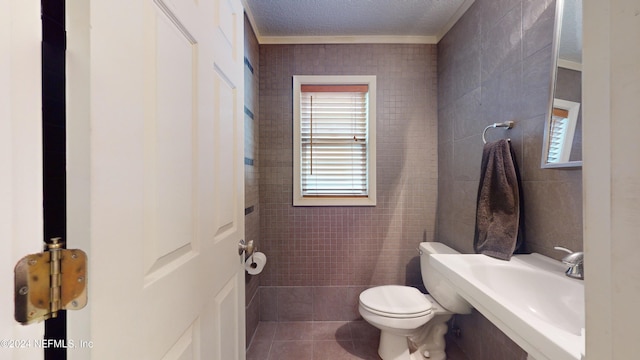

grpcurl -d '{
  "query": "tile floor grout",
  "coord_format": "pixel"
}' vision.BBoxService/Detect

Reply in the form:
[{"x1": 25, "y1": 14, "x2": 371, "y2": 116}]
[
  {"x1": 247, "y1": 320, "x2": 469, "y2": 360},
  {"x1": 247, "y1": 320, "x2": 381, "y2": 360}
]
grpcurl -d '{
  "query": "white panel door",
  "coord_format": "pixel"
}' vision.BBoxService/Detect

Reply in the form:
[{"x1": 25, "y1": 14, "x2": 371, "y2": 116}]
[
  {"x1": 0, "y1": 0, "x2": 44, "y2": 359},
  {"x1": 66, "y1": 0, "x2": 246, "y2": 358}
]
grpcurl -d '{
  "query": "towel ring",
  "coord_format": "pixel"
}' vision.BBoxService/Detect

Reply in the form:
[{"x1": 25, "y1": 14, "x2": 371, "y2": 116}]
[{"x1": 482, "y1": 121, "x2": 514, "y2": 144}]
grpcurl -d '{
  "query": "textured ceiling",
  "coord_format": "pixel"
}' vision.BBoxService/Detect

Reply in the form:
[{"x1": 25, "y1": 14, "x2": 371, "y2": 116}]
[
  {"x1": 559, "y1": 0, "x2": 582, "y2": 64},
  {"x1": 243, "y1": 0, "x2": 474, "y2": 43}
]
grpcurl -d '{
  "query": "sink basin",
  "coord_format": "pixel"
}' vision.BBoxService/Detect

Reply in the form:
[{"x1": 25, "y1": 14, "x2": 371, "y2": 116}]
[
  {"x1": 469, "y1": 263, "x2": 584, "y2": 335},
  {"x1": 431, "y1": 253, "x2": 585, "y2": 360}
]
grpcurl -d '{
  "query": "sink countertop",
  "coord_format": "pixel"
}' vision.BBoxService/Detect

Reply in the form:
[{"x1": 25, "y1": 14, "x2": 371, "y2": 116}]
[{"x1": 430, "y1": 253, "x2": 585, "y2": 360}]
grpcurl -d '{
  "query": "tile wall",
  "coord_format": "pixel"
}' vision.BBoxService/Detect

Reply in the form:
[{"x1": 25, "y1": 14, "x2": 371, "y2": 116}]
[
  {"x1": 244, "y1": 14, "x2": 260, "y2": 344},
  {"x1": 437, "y1": 0, "x2": 582, "y2": 259},
  {"x1": 258, "y1": 44, "x2": 439, "y2": 321},
  {"x1": 437, "y1": 0, "x2": 583, "y2": 357}
]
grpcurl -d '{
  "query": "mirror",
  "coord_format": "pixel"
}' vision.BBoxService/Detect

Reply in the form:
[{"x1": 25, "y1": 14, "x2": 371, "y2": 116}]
[{"x1": 542, "y1": 0, "x2": 583, "y2": 168}]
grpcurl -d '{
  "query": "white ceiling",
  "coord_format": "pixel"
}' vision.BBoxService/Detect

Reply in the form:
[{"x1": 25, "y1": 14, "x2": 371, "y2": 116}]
[
  {"x1": 242, "y1": 0, "x2": 476, "y2": 44},
  {"x1": 559, "y1": 0, "x2": 582, "y2": 65}
]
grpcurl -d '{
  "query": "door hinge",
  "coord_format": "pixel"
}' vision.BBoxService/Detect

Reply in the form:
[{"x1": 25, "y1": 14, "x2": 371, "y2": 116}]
[{"x1": 14, "y1": 238, "x2": 88, "y2": 325}]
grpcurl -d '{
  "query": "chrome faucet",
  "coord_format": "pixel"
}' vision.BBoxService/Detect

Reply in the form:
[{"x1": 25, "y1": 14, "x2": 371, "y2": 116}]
[{"x1": 554, "y1": 246, "x2": 584, "y2": 280}]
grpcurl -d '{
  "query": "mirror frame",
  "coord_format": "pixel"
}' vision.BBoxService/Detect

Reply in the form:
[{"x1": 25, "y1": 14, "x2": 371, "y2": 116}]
[{"x1": 541, "y1": 0, "x2": 583, "y2": 169}]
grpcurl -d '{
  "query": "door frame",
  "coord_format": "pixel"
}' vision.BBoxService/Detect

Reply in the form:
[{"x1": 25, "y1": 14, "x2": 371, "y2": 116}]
[{"x1": 41, "y1": 0, "x2": 68, "y2": 357}]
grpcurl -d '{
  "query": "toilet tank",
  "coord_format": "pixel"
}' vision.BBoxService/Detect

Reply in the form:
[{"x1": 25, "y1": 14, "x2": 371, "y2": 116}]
[{"x1": 419, "y1": 242, "x2": 472, "y2": 314}]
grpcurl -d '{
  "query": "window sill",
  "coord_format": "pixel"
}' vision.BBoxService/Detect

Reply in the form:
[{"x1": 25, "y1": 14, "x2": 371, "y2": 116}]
[{"x1": 293, "y1": 196, "x2": 376, "y2": 207}]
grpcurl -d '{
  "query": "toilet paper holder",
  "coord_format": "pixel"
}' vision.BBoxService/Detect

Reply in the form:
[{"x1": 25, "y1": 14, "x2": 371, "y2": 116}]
[
  {"x1": 245, "y1": 251, "x2": 266, "y2": 275},
  {"x1": 238, "y1": 239, "x2": 255, "y2": 256}
]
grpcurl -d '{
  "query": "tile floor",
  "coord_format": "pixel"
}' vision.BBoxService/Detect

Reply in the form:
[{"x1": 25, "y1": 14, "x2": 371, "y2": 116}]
[{"x1": 247, "y1": 321, "x2": 469, "y2": 360}]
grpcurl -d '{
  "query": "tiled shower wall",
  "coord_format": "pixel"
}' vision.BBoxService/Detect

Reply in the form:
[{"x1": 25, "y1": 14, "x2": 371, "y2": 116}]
[
  {"x1": 437, "y1": 0, "x2": 582, "y2": 358},
  {"x1": 244, "y1": 15, "x2": 260, "y2": 344},
  {"x1": 258, "y1": 44, "x2": 439, "y2": 321}
]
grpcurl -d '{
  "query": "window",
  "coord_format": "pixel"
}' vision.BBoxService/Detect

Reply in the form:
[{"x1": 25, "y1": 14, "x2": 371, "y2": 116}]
[
  {"x1": 293, "y1": 75, "x2": 376, "y2": 206},
  {"x1": 547, "y1": 99, "x2": 580, "y2": 163}
]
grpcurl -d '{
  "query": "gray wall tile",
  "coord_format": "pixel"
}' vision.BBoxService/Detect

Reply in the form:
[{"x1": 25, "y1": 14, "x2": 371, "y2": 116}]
[
  {"x1": 259, "y1": 44, "x2": 438, "y2": 289},
  {"x1": 438, "y1": 0, "x2": 583, "y2": 358}
]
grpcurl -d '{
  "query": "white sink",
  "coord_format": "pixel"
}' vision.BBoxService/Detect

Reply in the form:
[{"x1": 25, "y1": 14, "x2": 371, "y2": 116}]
[{"x1": 430, "y1": 253, "x2": 585, "y2": 360}]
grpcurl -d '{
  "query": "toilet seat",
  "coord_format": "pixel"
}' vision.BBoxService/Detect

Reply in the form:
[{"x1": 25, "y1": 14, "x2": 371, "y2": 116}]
[{"x1": 359, "y1": 285, "x2": 432, "y2": 319}]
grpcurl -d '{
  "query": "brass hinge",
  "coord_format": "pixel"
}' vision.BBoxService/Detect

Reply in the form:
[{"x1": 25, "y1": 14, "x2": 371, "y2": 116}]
[{"x1": 14, "y1": 238, "x2": 88, "y2": 325}]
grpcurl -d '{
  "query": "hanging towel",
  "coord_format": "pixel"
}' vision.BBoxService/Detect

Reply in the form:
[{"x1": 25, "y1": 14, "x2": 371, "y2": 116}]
[{"x1": 473, "y1": 139, "x2": 524, "y2": 260}]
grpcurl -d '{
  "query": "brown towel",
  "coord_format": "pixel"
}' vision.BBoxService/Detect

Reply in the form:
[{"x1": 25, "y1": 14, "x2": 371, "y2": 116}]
[{"x1": 473, "y1": 139, "x2": 524, "y2": 260}]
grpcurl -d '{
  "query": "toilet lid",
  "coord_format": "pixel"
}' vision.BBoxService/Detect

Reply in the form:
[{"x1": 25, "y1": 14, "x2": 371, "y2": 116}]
[{"x1": 359, "y1": 285, "x2": 432, "y2": 317}]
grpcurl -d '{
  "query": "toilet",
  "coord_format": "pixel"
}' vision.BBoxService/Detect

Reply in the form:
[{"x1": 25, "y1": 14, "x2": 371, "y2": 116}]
[{"x1": 358, "y1": 242, "x2": 472, "y2": 360}]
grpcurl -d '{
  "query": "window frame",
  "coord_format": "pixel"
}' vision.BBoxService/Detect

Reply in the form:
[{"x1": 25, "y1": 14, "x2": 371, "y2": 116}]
[
  {"x1": 546, "y1": 98, "x2": 580, "y2": 164},
  {"x1": 293, "y1": 75, "x2": 377, "y2": 206}
]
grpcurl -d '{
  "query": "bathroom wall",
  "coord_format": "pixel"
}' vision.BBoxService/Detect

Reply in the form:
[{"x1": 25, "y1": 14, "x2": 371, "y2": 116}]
[
  {"x1": 437, "y1": 0, "x2": 582, "y2": 358},
  {"x1": 437, "y1": 0, "x2": 582, "y2": 258},
  {"x1": 258, "y1": 44, "x2": 439, "y2": 321},
  {"x1": 244, "y1": 15, "x2": 260, "y2": 344}
]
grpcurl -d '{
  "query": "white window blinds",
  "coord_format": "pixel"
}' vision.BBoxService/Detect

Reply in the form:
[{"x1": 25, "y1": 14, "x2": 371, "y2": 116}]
[
  {"x1": 547, "y1": 116, "x2": 570, "y2": 163},
  {"x1": 300, "y1": 85, "x2": 368, "y2": 197},
  {"x1": 547, "y1": 107, "x2": 572, "y2": 163}
]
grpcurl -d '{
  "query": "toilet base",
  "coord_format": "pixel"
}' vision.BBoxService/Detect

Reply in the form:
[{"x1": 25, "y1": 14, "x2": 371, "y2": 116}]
[
  {"x1": 376, "y1": 312, "x2": 452, "y2": 360},
  {"x1": 378, "y1": 331, "x2": 411, "y2": 360},
  {"x1": 409, "y1": 313, "x2": 452, "y2": 360},
  {"x1": 419, "y1": 350, "x2": 446, "y2": 360}
]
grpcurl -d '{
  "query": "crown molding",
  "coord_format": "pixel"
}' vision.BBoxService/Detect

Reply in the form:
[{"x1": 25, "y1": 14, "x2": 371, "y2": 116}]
[
  {"x1": 436, "y1": 0, "x2": 475, "y2": 42},
  {"x1": 557, "y1": 59, "x2": 583, "y2": 72},
  {"x1": 258, "y1": 35, "x2": 437, "y2": 45}
]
